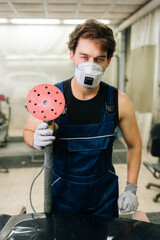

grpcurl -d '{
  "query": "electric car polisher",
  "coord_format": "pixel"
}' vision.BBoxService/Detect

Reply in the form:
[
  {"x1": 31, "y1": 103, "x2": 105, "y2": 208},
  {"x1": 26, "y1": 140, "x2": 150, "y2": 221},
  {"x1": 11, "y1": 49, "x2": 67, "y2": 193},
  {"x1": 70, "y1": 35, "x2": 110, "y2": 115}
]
[{"x1": 26, "y1": 83, "x2": 65, "y2": 213}]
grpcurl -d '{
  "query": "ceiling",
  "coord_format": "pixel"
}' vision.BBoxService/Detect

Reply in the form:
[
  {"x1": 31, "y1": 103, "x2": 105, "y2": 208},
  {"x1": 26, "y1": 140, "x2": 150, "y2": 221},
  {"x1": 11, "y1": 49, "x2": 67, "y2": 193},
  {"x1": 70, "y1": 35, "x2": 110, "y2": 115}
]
[{"x1": 0, "y1": 0, "x2": 154, "y2": 26}]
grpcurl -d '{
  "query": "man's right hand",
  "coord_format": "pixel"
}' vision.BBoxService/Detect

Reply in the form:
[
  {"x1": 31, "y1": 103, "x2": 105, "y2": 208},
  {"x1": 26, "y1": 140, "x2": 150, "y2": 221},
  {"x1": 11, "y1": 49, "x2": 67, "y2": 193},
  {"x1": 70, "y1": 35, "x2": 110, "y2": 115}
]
[{"x1": 33, "y1": 122, "x2": 55, "y2": 150}]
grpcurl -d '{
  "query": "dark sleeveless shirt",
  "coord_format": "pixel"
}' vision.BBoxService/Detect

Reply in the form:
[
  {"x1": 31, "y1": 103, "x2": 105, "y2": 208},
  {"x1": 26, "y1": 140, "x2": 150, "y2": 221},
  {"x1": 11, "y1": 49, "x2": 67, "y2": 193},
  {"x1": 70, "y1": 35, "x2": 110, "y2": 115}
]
[{"x1": 62, "y1": 78, "x2": 119, "y2": 127}]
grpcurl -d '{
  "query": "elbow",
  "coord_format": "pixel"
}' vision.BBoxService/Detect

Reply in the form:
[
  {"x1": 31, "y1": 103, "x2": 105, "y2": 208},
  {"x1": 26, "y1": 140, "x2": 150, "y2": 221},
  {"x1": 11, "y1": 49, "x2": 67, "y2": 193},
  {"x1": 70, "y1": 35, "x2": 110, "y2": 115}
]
[{"x1": 127, "y1": 136, "x2": 142, "y2": 155}]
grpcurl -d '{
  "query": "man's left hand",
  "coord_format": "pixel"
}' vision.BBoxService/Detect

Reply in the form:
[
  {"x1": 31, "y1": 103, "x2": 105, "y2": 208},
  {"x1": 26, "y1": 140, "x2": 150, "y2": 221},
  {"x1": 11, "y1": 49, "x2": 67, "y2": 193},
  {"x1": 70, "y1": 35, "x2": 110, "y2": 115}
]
[{"x1": 118, "y1": 182, "x2": 139, "y2": 213}]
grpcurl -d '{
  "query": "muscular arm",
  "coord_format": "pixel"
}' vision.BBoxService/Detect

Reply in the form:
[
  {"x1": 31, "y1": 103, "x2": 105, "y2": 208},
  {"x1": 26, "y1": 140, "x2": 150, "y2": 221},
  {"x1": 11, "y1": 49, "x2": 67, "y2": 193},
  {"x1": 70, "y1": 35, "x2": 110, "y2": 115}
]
[
  {"x1": 23, "y1": 114, "x2": 42, "y2": 148},
  {"x1": 118, "y1": 91, "x2": 142, "y2": 186}
]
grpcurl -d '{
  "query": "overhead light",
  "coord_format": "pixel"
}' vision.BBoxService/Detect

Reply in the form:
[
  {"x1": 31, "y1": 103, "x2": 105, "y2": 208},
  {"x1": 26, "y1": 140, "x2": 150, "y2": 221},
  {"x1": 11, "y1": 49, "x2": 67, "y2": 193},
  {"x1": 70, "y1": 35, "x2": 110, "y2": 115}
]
[
  {"x1": 63, "y1": 19, "x2": 86, "y2": 25},
  {"x1": 98, "y1": 19, "x2": 110, "y2": 24},
  {"x1": 63, "y1": 19, "x2": 110, "y2": 25},
  {"x1": 0, "y1": 18, "x2": 110, "y2": 25},
  {"x1": 10, "y1": 19, "x2": 61, "y2": 25},
  {"x1": 0, "y1": 18, "x2": 8, "y2": 24}
]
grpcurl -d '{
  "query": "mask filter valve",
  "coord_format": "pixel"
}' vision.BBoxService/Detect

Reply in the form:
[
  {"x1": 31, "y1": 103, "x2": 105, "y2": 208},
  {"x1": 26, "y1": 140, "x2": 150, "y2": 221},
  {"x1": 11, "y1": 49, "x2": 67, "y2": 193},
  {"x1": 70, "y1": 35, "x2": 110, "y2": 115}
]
[{"x1": 75, "y1": 62, "x2": 104, "y2": 88}]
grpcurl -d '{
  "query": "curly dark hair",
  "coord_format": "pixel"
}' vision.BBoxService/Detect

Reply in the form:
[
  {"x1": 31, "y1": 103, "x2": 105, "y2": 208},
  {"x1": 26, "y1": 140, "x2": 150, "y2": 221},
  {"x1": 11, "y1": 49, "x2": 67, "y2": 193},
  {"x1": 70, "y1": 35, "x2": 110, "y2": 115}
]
[{"x1": 67, "y1": 19, "x2": 116, "y2": 59}]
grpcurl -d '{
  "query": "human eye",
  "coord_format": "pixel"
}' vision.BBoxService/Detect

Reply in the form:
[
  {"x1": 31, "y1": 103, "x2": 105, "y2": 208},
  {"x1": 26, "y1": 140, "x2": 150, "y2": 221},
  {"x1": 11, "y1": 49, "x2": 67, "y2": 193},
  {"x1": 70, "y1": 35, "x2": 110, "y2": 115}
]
[
  {"x1": 81, "y1": 56, "x2": 88, "y2": 60},
  {"x1": 96, "y1": 57, "x2": 105, "y2": 63}
]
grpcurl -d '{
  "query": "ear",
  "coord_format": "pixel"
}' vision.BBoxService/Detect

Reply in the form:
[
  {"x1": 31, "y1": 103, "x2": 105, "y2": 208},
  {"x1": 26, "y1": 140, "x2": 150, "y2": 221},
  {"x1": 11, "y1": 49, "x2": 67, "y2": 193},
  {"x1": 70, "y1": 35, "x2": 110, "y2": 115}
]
[
  {"x1": 70, "y1": 51, "x2": 74, "y2": 64},
  {"x1": 106, "y1": 58, "x2": 111, "y2": 67}
]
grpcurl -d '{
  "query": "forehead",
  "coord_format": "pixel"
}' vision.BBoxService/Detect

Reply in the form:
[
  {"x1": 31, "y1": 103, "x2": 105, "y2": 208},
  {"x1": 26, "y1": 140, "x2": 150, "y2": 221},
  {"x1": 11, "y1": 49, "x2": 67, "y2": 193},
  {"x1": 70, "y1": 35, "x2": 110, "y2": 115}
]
[{"x1": 75, "y1": 38, "x2": 107, "y2": 55}]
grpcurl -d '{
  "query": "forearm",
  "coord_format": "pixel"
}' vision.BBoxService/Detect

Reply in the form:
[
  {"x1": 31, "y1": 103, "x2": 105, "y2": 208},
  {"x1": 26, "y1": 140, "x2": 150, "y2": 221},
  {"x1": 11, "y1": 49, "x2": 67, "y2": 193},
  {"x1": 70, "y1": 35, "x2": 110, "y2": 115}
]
[
  {"x1": 127, "y1": 146, "x2": 141, "y2": 186},
  {"x1": 23, "y1": 114, "x2": 42, "y2": 148},
  {"x1": 23, "y1": 128, "x2": 35, "y2": 148}
]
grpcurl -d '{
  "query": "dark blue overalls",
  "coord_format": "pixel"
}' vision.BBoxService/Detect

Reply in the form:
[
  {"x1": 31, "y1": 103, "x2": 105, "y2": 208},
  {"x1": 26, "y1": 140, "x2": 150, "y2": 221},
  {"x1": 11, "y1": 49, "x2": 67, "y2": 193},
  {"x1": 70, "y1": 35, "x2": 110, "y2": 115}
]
[{"x1": 51, "y1": 81, "x2": 119, "y2": 218}]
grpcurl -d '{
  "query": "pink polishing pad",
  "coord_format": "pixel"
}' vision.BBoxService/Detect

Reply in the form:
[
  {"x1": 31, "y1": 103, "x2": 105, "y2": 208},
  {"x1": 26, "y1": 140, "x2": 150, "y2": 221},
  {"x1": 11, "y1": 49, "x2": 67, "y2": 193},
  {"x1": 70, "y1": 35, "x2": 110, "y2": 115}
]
[{"x1": 26, "y1": 84, "x2": 65, "y2": 121}]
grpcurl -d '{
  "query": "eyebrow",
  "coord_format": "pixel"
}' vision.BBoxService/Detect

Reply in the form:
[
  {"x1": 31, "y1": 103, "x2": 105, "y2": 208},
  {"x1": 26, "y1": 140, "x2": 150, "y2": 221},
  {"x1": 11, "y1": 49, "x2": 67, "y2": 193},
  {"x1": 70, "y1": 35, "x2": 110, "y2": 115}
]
[{"x1": 79, "y1": 52, "x2": 107, "y2": 58}]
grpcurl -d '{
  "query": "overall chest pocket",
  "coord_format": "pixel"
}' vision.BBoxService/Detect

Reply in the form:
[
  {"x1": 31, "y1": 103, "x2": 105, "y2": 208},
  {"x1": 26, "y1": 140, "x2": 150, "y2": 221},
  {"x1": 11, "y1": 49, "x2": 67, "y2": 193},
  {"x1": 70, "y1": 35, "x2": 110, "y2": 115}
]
[
  {"x1": 59, "y1": 121, "x2": 115, "y2": 152},
  {"x1": 67, "y1": 136, "x2": 110, "y2": 152}
]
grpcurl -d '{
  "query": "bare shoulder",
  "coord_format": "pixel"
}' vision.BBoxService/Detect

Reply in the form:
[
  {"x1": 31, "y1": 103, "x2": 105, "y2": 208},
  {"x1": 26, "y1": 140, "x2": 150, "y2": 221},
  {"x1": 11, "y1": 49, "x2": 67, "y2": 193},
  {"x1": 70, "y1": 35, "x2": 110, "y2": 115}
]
[
  {"x1": 118, "y1": 90, "x2": 132, "y2": 105},
  {"x1": 118, "y1": 90, "x2": 135, "y2": 121}
]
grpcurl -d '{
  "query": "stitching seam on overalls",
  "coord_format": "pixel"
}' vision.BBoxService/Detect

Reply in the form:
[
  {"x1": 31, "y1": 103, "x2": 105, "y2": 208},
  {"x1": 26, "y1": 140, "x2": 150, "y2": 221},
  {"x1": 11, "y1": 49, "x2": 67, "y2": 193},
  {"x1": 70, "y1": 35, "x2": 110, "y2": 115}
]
[
  {"x1": 59, "y1": 133, "x2": 115, "y2": 141},
  {"x1": 51, "y1": 177, "x2": 61, "y2": 186},
  {"x1": 108, "y1": 170, "x2": 117, "y2": 176}
]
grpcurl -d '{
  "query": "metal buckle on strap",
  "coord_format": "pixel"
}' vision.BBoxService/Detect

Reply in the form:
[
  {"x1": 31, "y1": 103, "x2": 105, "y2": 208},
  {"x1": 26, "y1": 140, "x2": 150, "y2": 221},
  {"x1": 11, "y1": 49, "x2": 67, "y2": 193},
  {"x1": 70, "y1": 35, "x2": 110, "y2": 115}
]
[
  {"x1": 61, "y1": 104, "x2": 68, "y2": 115},
  {"x1": 105, "y1": 104, "x2": 115, "y2": 114}
]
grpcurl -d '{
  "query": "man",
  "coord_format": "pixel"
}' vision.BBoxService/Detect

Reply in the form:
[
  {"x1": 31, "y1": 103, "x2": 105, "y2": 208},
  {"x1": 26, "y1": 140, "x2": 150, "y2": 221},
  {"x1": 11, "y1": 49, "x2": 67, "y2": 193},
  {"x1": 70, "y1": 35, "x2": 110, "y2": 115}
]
[{"x1": 24, "y1": 19, "x2": 142, "y2": 218}]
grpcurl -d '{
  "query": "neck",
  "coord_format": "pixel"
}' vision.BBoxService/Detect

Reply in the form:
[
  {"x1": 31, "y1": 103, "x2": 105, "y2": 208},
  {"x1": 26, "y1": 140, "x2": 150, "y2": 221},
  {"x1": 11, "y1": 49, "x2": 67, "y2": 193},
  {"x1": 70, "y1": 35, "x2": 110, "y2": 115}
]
[{"x1": 71, "y1": 77, "x2": 100, "y2": 101}]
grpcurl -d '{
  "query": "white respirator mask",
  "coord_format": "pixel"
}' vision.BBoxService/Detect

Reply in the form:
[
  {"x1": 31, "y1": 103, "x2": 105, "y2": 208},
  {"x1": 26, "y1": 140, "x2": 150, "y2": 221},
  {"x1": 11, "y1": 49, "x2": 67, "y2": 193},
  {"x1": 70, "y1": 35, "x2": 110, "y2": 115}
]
[{"x1": 75, "y1": 62, "x2": 104, "y2": 88}]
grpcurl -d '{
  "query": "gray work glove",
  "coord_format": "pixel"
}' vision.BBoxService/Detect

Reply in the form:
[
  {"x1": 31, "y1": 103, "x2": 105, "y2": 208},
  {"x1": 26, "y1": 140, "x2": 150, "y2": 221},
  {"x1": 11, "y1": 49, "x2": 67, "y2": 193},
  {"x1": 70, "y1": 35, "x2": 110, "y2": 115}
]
[
  {"x1": 33, "y1": 122, "x2": 55, "y2": 150},
  {"x1": 118, "y1": 182, "x2": 139, "y2": 213}
]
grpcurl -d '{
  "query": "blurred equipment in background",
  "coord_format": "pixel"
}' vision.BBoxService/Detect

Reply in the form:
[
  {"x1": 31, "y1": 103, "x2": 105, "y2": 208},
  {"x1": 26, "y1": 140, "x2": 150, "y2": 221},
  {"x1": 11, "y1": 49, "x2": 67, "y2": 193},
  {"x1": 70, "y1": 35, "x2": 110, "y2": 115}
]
[
  {"x1": 143, "y1": 123, "x2": 160, "y2": 202},
  {"x1": 0, "y1": 94, "x2": 11, "y2": 146},
  {"x1": 0, "y1": 94, "x2": 11, "y2": 173}
]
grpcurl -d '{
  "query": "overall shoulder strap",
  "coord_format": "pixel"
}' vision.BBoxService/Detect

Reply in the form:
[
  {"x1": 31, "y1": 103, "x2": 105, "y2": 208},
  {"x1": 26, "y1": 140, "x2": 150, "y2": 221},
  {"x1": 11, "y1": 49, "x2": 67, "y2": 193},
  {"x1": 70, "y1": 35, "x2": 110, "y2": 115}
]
[
  {"x1": 100, "y1": 82, "x2": 115, "y2": 112},
  {"x1": 55, "y1": 81, "x2": 68, "y2": 116},
  {"x1": 55, "y1": 81, "x2": 64, "y2": 94},
  {"x1": 106, "y1": 84, "x2": 115, "y2": 113},
  {"x1": 100, "y1": 82, "x2": 118, "y2": 127}
]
